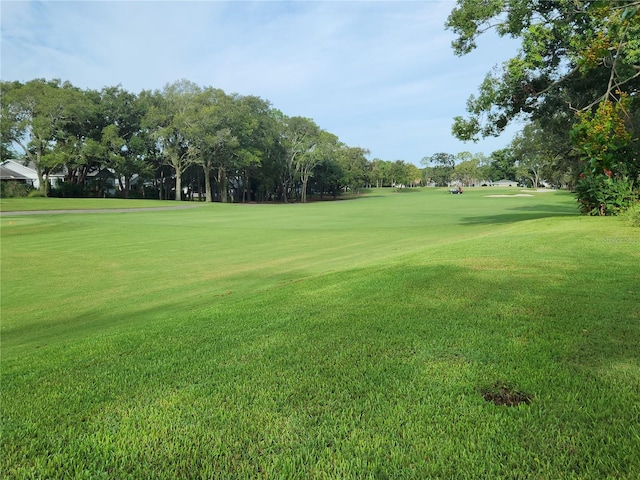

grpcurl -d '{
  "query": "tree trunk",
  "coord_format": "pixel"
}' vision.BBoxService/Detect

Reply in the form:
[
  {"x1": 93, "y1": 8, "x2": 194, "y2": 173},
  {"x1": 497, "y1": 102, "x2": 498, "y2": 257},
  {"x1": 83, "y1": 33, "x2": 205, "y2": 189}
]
[
  {"x1": 36, "y1": 156, "x2": 51, "y2": 196},
  {"x1": 218, "y1": 166, "x2": 228, "y2": 203},
  {"x1": 78, "y1": 167, "x2": 88, "y2": 186},
  {"x1": 42, "y1": 172, "x2": 50, "y2": 196},
  {"x1": 35, "y1": 161, "x2": 46, "y2": 194},
  {"x1": 17, "y1": 140, "x2": 47, "y2": 195},
  {"x1": 38, "y1": 171, "x2": 48, "y2": 195},
  {"x1": 243, "y1": 170, "x2": 250, "y2": 203},
  {"x1": 301, "y1": 177, "x2": 308, "y2": 203},
  {"x1": 175, "y1": 170, "x2": 182, "y2": 201},
  {"x1": 204, "y1": 167, "x2": 213, "y2": 202}
]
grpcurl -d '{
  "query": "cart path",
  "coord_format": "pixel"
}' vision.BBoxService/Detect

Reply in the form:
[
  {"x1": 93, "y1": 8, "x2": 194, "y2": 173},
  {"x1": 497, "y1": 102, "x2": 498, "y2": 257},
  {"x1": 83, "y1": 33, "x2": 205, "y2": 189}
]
[{"x1": 0, "y1": 203, "x2": 208, "y2": 216}]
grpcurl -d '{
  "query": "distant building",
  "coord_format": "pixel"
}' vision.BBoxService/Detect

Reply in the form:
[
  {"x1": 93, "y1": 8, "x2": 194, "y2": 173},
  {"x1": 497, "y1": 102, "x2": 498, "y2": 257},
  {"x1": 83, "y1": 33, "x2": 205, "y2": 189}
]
[
  {"x1": 0, "y1": 160, "x2": 65, "y2": 189},
  {"x1": 490, "y1": 179, "x2": 518, "y2": 187},
  {"x1": 1, "y1": 160, "x2": 38, "y2": 187},
  {"x1": 1, "y1": 163, "x2": 32, "y2": 185}
]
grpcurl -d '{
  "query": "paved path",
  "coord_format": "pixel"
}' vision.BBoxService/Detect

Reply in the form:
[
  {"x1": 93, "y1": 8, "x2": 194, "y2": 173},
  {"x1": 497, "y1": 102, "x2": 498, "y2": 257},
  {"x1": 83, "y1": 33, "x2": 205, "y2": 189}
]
[{"x1": 0, "y1": 204, "x2": 208, "y2": 216}]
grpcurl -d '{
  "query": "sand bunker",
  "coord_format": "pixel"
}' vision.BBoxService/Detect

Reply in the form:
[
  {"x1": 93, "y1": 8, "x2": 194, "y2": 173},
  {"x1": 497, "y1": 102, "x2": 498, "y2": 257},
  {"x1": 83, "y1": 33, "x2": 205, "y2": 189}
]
[{"x1": 485, "y1": 194, "x2": 534, "y2": 197}]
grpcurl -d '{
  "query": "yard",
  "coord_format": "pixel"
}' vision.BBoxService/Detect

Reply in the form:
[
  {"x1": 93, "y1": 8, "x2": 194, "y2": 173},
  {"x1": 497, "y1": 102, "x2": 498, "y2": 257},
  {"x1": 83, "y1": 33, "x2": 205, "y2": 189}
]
[{"x1": 2, "y1": 188, "x2": 639, "y2": 479}]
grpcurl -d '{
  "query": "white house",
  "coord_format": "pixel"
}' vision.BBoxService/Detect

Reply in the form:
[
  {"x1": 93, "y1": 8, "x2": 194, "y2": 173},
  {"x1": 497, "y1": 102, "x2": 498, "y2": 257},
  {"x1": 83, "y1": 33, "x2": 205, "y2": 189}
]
[
  {"x1": 1, "y1": 163, "x2": 32, "y2": 183},
  {"x1": 0, "y1": 160, "x2": 64, "y2": 189},
  {"x1": 1, "y1": 160, "x2": 39, "y2": 187},
  {"x1": 490, "y1": 179, "x2": 519, "y2": 187}
]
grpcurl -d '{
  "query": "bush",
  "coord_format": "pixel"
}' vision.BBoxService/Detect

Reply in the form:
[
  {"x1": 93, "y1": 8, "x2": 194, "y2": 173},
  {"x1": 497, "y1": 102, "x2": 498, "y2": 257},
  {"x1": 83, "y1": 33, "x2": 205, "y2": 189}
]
[
  {"x1": 622, "y1": 201, "x2": 640, "y2": 227},
  {"x1": 49, "y1": 182, "x2": 87, "y2": 198},
  {"x1": 0, "y1": 181, "x2": 31, "y2": 198},
  {"x1": 575, "y1": 174, "x2": 638, "y2": 216}
]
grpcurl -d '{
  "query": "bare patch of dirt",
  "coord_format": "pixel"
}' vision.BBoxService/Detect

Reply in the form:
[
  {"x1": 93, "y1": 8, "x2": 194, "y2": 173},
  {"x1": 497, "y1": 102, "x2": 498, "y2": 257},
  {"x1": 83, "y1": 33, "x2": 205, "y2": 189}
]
[{"x1": 481, "y1": 382, "x2": 533, "y2": 406}]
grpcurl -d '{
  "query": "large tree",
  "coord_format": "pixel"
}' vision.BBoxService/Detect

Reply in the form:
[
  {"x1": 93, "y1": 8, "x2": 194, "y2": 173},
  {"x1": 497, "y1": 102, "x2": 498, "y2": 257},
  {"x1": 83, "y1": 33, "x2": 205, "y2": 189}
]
[
  {"x1": 48, "y1": 86, "x2": 102, "y2": 193},
  {"x1": 512, "y1": 126, "x2": 548, "y2": 188},
  {"x1": 447, "y1": 0, "x2": 640, "y2": 212},
  {"x1": 510, "y1": 121, "x2": 574, "y2": 188},
  {"x1": 295, "y1": 124, "x2": 328, "y2": 203},
  {"x1": 447, "y1": 0, "x2": 640, "y2": 137},
  {"x1": 337, "y1": 146, "x2": 371, "y2": 193},
  {"x1": 311, "y1": 156, "x2": 344, "y2": 199},
  {"x1": 278, "y1": 116, "x2": 320, "y2": 202},
  {"x1": 370, "y1": 158, "x2": 391, "y2": 188},
  {"x1": 0, "y1": 79, "x2": 88, "y2": 195},
  {"x1": 99, "y1": 86, "x2": 149, "y2": 198},
  {"x1": 234, "y1": 95, "x2": 275, "y2": 203},
  {"x1": 143, "y1": 80, "x2": 201, "y2": 200},
  {"x1": 185, "y1": 87, "x2": 238, "y2": 202},
  {"x1": 487, "y1": 148, "x2": 517, "y2": 182},
  {"x1": 453, "y1": 152, "x2": 483, "y2": 186},
  {"x1": 422, "y1": 152, "x2": 455, "y2": 186}
]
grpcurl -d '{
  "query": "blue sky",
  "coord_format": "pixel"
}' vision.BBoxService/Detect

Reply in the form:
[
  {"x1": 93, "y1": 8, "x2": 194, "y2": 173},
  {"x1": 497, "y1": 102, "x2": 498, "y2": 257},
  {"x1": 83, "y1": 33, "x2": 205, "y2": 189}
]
[{"x1": 1, "y1": 0, "x2": 523, "y2": 165}]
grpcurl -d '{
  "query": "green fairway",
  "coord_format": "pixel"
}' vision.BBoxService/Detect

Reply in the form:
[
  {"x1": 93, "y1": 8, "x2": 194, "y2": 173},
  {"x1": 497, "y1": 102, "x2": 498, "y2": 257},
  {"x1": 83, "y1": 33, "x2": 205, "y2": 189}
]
[
  {"x1": 2, "y1": 188, "x2": 639, "y2": 479},
  {"x1": 0, "y1": 197, "x2": 182, "y2": 212}
]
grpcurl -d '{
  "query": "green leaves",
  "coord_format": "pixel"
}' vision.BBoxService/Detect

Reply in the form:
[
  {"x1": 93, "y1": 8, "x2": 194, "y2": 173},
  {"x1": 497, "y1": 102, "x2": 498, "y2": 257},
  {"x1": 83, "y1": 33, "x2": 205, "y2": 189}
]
[
  {"x1": 452, "y1": 115, "x2": 481, "y2": 142},
  {"x1": 446, "y1": 0, "x2": 506, "y2": 55},
  {"x1": 446, "y1": 0, "x2": 640, "y2": 140},
  {"x1": 447, "y1": 0, "x2": 639, "y2": 212},
  {"x1": 570, "y1": 97, "x2": 632, "y2": 173},
  {"x1": 575, "y1": 173, "x2": 637, "y2": 215}
]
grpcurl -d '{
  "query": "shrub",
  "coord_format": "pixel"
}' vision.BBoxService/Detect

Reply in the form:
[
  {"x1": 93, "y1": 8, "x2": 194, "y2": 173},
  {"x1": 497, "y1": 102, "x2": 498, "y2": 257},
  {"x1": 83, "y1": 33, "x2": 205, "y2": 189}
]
[
  {"x1": 0, "y1": 181, "x2": 31, "y2": 198},
  {"x1": 622, "y1": 201, "x2": 640, "y2": 227},
  {"x1": 49, "y1": 182, "x2": 87, "y2": 198},
  {"x1": 575, "y1": 174, "x2": 637, "y2": 216}
]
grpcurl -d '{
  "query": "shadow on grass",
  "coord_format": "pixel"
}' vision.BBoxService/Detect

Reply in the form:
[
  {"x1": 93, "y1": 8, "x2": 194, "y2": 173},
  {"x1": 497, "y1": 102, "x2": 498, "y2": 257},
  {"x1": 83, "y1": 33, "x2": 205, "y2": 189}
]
[
  {"x1": 289, "y1": 193, "x2": 386, "y2": 203},
  {"x1": 318, "y1": 194, "x2": 386, "y2": 201},
  {"x1": 459, "y1": 203, "x2": 579, "y2": 225},
  {"x1": 392, "y1": 188, "x2": 421, "y2": 193},
  {"x1": 3, "y1": 257, "x2": 639, "y2": 478}
]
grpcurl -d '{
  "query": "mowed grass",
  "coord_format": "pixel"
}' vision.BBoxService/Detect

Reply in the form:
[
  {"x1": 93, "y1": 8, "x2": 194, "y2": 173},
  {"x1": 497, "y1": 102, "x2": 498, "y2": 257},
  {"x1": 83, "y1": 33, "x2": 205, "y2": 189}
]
[
  {"x1": 0, "y1": 197, "x2": 180, "y2": 212},
  {"x1": 1, "y1": 188, "x2": 639, "y2": 479}
]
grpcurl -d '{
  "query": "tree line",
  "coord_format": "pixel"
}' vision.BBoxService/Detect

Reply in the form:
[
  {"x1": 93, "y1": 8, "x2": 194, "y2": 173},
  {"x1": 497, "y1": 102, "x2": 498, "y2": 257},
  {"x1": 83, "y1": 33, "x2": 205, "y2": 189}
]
[
  {"x1": 0, "y1": 77, "x2": 590, "y2": 203},
  {"x1": 3, "y1": 2, "x2": 639, "y2": 214},
  {"x1": 0, "y1": 78, "x2": 434, "y2": 202},
  {"x1": 422, "y1": 147, "x2": 560, "y2": 189}
]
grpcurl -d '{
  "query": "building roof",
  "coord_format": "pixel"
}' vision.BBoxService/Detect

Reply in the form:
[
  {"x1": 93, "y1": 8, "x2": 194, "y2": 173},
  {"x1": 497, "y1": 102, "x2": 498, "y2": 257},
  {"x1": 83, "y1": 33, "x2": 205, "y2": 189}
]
[
  {"x1": 0, "y1": 164, "x2": 30, "y2": 180},
  {"x1": 1, "y1": 160, "x2": 37, "y2": 177}
]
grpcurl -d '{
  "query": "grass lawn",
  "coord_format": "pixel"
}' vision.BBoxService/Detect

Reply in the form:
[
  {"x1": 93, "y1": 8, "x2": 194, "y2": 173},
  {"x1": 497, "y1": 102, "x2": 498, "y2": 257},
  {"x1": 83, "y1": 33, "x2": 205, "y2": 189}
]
[
  {"x1": 2, "y1": 188, "x2": 639, "y2": 478},
  {"x1": 0, "y1": 197, "x2": 181, "y2": 212}
]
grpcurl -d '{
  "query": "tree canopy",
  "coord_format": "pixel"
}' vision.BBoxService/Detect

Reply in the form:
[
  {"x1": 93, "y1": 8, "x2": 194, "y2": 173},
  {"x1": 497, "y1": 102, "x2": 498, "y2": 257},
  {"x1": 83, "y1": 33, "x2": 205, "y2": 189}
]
[
  {"x1": 1, "y1": 78, "x2": 428, "y2": 202},
  {"x1": 447, "y1": 0, "x2": 640, "y2": 213},
  {"x1": 447, "y1": 0, "x2": 640, "y2": 139}
]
